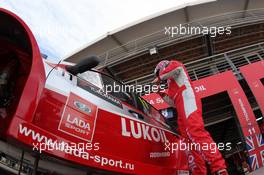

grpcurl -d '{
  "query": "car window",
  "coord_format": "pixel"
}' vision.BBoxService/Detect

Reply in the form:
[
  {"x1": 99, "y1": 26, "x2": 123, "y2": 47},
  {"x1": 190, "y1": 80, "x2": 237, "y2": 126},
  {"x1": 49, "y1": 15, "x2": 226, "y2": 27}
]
[
  {"x1": 77, "y1": 70, "x2": 170, "y2": 129},
  {"x1": 78, "y1": 71, "x2": 103, "y2": 89},
  {"x1": 78, "y1": 70, "x2": 134, "y2": 106},
  {"x1": 100, "y1": 73, "x2": 134, "y2": 106},
  {"x1": 136, "y1": 96, "x2": 170, "y2": 129}
]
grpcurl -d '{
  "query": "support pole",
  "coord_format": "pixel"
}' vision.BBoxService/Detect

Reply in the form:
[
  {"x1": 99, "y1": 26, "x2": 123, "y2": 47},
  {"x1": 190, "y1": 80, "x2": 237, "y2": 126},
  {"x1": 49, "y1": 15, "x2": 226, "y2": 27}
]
[
  {"x1": 18, "y1": 150, "x2": 24, "y2": 175},
  {"x1": 32, "y1": 154, "x2": 40, "y2": 175}
]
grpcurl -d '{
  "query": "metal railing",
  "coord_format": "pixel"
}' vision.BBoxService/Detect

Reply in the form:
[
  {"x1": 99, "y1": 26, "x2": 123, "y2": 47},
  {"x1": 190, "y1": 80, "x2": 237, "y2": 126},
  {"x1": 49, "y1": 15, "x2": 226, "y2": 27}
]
[
  {"x1": 125, "y1": 42, "x2": 264, "y2": 85},
  {"x1": 98, "y1": 9, "x2": 264, "y2": 68}
]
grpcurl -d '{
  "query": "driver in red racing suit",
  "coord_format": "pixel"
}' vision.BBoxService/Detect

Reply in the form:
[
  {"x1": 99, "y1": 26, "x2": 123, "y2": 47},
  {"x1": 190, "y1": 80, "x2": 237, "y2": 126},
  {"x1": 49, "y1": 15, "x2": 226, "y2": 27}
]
[{"x1": 152, "y1": 60, "x2": 228, "y2": 175}]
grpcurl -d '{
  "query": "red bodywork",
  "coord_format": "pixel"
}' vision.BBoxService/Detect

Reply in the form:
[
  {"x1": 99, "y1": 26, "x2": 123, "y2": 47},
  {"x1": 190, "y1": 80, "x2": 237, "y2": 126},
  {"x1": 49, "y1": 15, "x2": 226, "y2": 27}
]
[{"x1": 0, "y1": 8, "x2": 189, "y2": 175}]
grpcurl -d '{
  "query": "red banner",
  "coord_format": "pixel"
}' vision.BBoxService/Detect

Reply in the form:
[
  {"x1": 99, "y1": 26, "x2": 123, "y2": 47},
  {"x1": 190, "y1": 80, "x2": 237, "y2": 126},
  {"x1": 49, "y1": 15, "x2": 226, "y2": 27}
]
[{"x1": 240, "y1": 61, "x2": 264, "y2": 116}]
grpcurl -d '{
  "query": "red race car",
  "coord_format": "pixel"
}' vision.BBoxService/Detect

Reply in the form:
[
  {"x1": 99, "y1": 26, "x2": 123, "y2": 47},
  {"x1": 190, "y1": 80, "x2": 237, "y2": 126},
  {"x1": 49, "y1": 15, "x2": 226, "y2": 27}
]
[{"x1": 0, "y1": 8, "x2": 189, "y2": 175}]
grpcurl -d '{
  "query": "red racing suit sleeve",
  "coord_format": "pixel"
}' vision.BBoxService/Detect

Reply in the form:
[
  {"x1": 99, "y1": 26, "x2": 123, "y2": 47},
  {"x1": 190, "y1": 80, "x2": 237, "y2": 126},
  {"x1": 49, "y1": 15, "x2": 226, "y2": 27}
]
[
  {"x1": 158, "y1": 60, "x2": 183, "y2": 81},
  {"x1": 162, "y1": 95, "x2": 175, "y2": 106},
  {"x1": 158, "y1": 61, "x2": 184, "y2": 106}
]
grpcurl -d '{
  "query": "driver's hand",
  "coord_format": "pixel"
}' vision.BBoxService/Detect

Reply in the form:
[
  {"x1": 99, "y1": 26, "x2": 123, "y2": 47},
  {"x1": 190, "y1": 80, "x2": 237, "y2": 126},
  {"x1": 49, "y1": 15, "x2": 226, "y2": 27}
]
[
  {"x1": 152, "y1": 77, "x2": 160, "y2": 84},
  {"x1": 156, "y1": 85, "x2": 166, "y2": 97},
  {"x1": 157, "y1": 91, "x2": 167, "y2": 98}
]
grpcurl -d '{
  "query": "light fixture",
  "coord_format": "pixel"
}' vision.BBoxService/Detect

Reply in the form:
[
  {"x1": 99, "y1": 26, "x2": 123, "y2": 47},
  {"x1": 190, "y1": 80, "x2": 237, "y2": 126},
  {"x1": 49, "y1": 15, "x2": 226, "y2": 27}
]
[{"x1": 149, "y1": 47, "x2": 158, "y2": 55}]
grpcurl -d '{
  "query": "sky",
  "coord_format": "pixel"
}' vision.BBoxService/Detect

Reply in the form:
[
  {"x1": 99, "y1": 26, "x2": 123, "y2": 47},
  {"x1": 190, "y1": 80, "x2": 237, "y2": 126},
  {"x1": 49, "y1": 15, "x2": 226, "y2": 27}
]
[{"x1": 0, "y1": 0, "x2": 200, "y2": 61}]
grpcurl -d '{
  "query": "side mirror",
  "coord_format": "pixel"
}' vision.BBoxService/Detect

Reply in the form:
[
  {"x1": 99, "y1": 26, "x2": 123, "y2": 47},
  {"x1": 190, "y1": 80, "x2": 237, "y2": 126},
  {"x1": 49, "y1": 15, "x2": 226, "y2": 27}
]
[{"x1": 66, "y1": 55, "x2": 100, "y2": 75}]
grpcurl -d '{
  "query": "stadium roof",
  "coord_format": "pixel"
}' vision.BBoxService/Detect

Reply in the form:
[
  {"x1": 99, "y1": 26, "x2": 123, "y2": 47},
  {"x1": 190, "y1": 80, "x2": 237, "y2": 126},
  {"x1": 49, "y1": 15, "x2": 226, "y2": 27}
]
[{"x1": 64, "y1": 0, "x2": 264, "y2": 63}]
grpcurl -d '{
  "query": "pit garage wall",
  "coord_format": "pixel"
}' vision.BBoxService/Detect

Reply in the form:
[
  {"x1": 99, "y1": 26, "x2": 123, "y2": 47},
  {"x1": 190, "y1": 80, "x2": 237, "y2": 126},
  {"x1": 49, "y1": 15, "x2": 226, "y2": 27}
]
[{"x1": 142, "y1": 69, "x2": 264, "y2": 171}]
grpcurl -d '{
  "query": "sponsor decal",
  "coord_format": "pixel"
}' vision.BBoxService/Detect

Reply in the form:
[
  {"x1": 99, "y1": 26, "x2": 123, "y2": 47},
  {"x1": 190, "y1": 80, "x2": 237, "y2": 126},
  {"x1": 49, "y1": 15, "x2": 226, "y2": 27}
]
[
  {"x1": 194, "y1": 85, "x2": 206, "y2": 93},
  {"x1": 188, "y1": 154, "x2": 196, "y2": 172},
  {"x1": 177, "y1": 170, "x2": 190, "y2": 175},
  {"x1": 121, "y1": 117, "x2": 168, "y2": 143},
  {"x1": 237, "y1": 98, "x2": 257, "y2": 135},
  {"x1": 148, "y1": 97, "x2": 164, "y2": 106},
  {"x1": 58, "y1": 93, "x2": 98, "y2": 142},
  {"x1": 74, "y1": 100, "x2": 92, "y2": 114},
  {"x1": 19, "y1": 124, "x2": 90, "y2": 160},
  {"x1": 79, "y1": 80, "x2": 123, "y2": 109},
  {"x1": 18, "y1": 124, "x2": 135, "y2": 171},
  {"x1": 149, "y1": 151, "x2": 170, "y2": 158}
]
